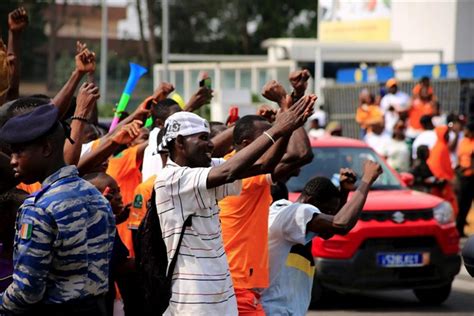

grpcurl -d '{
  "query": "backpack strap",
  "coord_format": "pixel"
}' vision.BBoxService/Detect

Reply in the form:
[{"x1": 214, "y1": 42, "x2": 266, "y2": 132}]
[{"x1": 166, "y1": 215, "x2": 192, "y2": 280}]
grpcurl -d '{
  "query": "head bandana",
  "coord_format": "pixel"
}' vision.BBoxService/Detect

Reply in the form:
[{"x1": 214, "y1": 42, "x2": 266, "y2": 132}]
[{"x1": 160, "y1": 112, "x2": 210, "y2": 150}]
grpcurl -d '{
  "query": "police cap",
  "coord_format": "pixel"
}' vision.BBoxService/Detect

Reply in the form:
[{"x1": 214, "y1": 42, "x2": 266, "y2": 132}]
[{"x1": 0, "y1": 104, "x2": 59, "y2": 144}]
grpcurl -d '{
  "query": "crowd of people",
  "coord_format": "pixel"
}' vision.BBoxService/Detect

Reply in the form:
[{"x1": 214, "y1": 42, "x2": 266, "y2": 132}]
[
  {"x1": 0, "y1": 7, "x2": 387, "y2": 316},
  {"x1": 349, "y1": 77, "x2": 473, "y2": 237},
  {"x1": 0, "y1": 6, "x2": 472, "y2": 316}
]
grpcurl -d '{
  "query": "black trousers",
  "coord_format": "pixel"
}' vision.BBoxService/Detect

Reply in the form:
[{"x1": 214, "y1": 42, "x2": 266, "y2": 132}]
[
  {"x1": 13, "y1": 295, "x2": 107, "y2": 316},
  {"x1": 456, "y1": 175, "x2": 474, "y2": 236}
]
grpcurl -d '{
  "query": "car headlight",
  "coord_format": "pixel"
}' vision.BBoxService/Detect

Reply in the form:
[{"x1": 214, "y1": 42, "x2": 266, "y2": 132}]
[{"x1": 433, "y1": 202, "x2": 454, "y2": 224}]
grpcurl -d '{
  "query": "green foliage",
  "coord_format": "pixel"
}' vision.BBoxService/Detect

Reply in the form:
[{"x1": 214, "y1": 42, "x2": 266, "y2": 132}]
[{"x1": 153, "y1": 0, "x2": 318, "y2": 55}]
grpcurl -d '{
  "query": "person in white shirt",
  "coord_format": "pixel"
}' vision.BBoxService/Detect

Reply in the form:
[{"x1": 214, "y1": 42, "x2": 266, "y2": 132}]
[
  {"x1": 381, "y1": 120, "x2": 411, "y2": 173},
  {"x1": 262, "y1": 161, "x2": 383, "y2": 316},
  {"x1": 380, "y1": 78, "x2": 410, "y2": 133},
  {"x1": 412, "y1": 115, "x2": 437, "y2": 159},
  {"x1": 154, "y1": 96, "x2": 315, "y2": 315},
  {"x1": 363, "y1": 118, "x2": 391, "y2": 156},
  {"x1": 142, "y1": 98, "x2": 181, "y2": 180}
]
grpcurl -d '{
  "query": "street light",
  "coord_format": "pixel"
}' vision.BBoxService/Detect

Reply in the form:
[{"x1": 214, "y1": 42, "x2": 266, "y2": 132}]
[{"x1": 162, "y1": 0, "x2": 169, "y2": 81}]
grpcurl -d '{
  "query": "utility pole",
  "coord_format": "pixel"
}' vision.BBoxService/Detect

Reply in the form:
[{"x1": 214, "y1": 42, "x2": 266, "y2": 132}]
[{"x1": 100, "y1": 0, "x2": 108, "y2": 105}]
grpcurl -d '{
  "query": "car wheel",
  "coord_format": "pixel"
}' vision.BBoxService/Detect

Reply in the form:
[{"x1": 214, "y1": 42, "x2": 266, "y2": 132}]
[
  {"x1": 310, "y1": 279, "x2": 328, "y2": 306},
  {"x1": 413, "y1": 283, "x2": 452, "y2": 305}
]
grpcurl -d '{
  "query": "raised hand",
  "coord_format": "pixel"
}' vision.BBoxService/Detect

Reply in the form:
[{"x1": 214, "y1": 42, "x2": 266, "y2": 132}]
[
  {"x1": 262, "y1": 80, "x2": 287, "y2": 106},
  {"x1": 75, "y1": 48, "x2": 96, "y2": 74},
  {"x1": 0, "y1": 40, "x2": 10, "y2": 98},
  {"x1": 186, "y1": 86, "x2": 213, "y2": 112},
  {"x1": 289, "y1": 69, "x2": 310, "y2": 97},
  {"x1": 361, "y1": 160, "x2": 383, "y2": 184},
  {"x1": 76, "y1": 41, "x2": 87, "y2": 54},
  {"x1": 152, "y1": 82, "x2": 175, "y2": 102},
  {"x1": 8, "y1": 7, "x2": 28, "y2": 33},
  {"x1": 339, "y1": 168, "x2": 357, "y2": 191},
  {"x1": 112, "y1": 120, "x2": 143, "y2": 145},
  {"x1": 75, "y1": 82, "x2": 100, "y2": 119},
  {"x1": 257, "y1": 104, "x2": 277, "y2": 123},
  {"x1": 273, "y1": 94, "x2": 317, "y2": 136}
]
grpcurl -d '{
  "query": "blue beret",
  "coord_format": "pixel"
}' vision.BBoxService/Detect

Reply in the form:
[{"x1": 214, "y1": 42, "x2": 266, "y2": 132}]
[{"x1": 0, "y1": 104, "x2": 59, "y2": 144}]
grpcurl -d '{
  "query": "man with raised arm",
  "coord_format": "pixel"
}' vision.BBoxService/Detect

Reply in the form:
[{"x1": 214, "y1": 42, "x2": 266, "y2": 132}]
[
  {"x1": 262, "y1": 161, "x2": 383, "y2": 315},
  {"x1": 155, "y1": 95, "x2": 315, "y2": 315}
]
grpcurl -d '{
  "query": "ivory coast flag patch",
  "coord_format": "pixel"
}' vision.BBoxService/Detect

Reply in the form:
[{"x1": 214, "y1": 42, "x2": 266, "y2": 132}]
[{"x1": 20, "y1": 222, "x2": 33, "y2": 240}]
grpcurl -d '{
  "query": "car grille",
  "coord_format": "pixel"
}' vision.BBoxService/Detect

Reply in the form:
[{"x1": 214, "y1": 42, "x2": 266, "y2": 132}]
[
  {"x1": 360, "y1": 237, "x2": 438, "y2": 250},
  {"x1": 360, "y1": 209, "x2": 433, "y2": 222}
]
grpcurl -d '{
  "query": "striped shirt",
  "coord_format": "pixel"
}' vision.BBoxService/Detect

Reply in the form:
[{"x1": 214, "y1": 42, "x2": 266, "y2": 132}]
[
  {"x1": 0, "y1": 166, "x2": 116, "y2": 314},
  {"x1": 155, "y1": 159, "x2": 241, "y2": 316}
]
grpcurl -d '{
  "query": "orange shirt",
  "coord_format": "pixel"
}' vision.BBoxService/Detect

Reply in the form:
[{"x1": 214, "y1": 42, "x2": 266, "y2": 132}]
[
  {"x1": 107, "y1": 145, "x2": 142, "y2": 257},
  {"x1": 17, "y1": 182, "x2": 41, "y2": 194},
  {"x1": 408, "y1": 99, "x2": 433, "y2": 130},
  {"x1": 457, "y1": 137, "x2": 474, "y2": 177},
  {"x1": 128, "y1": 175, "x2": 156, "y2": 230},
  {"x1": 356, "y1": 105, "x2": 383, "y2": 129},
  {"x1": 218, "y1": 151, "x2": 273, "y2": 289},
  {"x1": 427, "y1": 126, "x2": 454, "y2": 181}
]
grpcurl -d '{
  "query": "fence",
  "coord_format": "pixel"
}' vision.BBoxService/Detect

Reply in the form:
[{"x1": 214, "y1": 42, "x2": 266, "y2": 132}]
[{"x1": 323, "y1": 79, "x2": 474, "y2": 139}]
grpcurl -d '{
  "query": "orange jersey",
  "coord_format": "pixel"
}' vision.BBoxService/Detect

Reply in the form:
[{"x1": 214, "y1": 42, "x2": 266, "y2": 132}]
[
  {"x1": 17, "y1": 182, "x2": 41, "y2": 194},
  {"x1": 107, "y1": 145, "x2": 142, "y2": 257},
  {"x1": 356, "y1": 105, "x2": 383, "y2": 129},
  {"x1": 457, "y1": 137, "x2": 474, "y2": 177},
  {"x1": 218, "y1": 151, "x2": 273, "y2": 289},
  {"x1": 129, "y1": 175, "x2": 156, "y2": 230},
  {"x1": 408, "y1": 99, "x2": 434, "y2": 130}
]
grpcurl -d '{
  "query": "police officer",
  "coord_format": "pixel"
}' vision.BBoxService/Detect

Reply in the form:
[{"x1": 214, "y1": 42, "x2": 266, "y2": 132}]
[{"x1": 0, "y1": 104, "x2": 115, "y2": 315}]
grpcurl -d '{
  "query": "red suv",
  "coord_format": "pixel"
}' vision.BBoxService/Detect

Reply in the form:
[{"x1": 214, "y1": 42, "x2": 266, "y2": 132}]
[{"x1": 287, "y1": 136, "x2": 461, "y2": 304}]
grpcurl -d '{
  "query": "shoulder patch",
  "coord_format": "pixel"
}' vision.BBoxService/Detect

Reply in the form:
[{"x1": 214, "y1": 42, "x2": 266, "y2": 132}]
[
  {"x1": 20, "y1": 220, "x2": 33, "y2": 240},
  {"x1": 133, "y1": 194, "x2": 143, "y2": 209}
]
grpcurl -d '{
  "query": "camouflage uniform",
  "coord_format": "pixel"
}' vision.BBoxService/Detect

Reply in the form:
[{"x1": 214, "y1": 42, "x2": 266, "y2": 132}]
[{"x1": 0, "y1": 165, "x2": 115, "y2": 314}]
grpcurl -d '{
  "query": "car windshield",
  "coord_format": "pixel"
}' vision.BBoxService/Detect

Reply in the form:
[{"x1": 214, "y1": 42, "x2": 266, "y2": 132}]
[{"x1": 287, "y1": 147, "x2": 403, "y2": 192}]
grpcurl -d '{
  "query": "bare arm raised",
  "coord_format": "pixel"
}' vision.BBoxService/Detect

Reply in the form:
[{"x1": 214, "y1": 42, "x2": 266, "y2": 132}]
[
  {"x1": 306, "y1": 160, "x2": 383, "y2": 236},
  {"x1": 206, "y1": 95, "x2": 315, "y2": 189}
]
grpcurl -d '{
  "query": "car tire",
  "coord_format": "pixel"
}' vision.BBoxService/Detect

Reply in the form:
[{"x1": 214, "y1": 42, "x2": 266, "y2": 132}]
[
  {"x1": 310, "y1": 279, "x2": 329, "y2": 307},
  {"x1": 413, "y1": 283, "x2": 452, "y2": 305}
]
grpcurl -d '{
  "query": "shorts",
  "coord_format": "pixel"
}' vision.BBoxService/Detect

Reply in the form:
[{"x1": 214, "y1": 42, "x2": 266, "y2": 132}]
[{"x1": 235, "y1": 288, "x2": 265, "y2": 316}]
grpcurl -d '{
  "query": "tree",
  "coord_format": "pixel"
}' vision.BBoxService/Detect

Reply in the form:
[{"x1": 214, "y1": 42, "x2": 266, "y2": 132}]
[
  {"x1": 148, "y1": 0, "x2": 318, "y2": 55},
  {"x1": 46, "y1": 0, "x2": 68, "y2": 91},
  {"x1": 135, "y1": 0, "x2": 150, "y2": 68}
]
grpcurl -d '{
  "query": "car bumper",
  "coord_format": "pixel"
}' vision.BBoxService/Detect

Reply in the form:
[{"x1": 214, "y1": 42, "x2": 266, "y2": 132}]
[{"x1": 315, "y1": 247, "x2": 461, "y2": 291}]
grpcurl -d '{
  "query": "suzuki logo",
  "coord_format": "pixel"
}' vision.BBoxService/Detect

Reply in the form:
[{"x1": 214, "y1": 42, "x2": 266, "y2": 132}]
[{"x1": 392, "y1": 211, "x2": 405, "y2": 224}]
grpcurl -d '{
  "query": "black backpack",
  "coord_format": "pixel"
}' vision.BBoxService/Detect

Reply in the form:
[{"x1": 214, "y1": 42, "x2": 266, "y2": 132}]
[{"x1": 135, "y1": 190, "x2": 192, "y2": 315}]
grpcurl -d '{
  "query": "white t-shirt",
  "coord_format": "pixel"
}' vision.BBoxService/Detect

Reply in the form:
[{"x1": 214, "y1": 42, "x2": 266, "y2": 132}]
[
  {"x1": 380, "y1": 91, "x2": 410, "y2": 132},
  {"x1": 142, "y1": 127, "x2": 163, "y2": 181},
  {"x1": 308, "y1": 128, "x2": 326, "y2": 139},
  {"x1": 364, "y1": 131, "x2": 392, "y2": 156},
  {"x1": 155, "y1": 158, "x2": 242, "y2": 316},
  {"x1": 381, "y1": 138, "x2": 410, "y2": 172},
  {"x1": 80, "y1": 140, "x2": 95, "y2": 157},
  {"x1": 309, "y1": 109, "x2": 327, "y2": 127},
  {"x1": 412, "y1": 130, "x2": 437, "y2": 159},
  {"x1": 261, "y1": 199, "x2": 320, "y2": 316}
]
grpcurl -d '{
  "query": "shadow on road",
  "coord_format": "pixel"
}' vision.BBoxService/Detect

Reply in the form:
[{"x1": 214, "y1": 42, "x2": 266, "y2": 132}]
[{"x1": 310, "y1": 289, "x2": 474, "y2": 313}]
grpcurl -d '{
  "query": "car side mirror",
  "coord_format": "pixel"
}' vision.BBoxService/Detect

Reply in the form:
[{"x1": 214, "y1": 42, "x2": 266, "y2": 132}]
[{"x1": 399, "y1": 172, "x2": 414, "y2": 187}]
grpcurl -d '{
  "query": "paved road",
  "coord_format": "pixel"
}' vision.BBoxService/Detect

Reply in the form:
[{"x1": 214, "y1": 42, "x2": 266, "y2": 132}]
[{"x1": 307, "y1": 257, "x2": 474, "y2": 316}]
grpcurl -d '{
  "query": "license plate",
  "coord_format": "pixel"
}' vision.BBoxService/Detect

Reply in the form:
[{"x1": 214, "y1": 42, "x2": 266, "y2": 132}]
[{"x1": 377, "y1": 252, "x2": 430, "y2": 268}]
